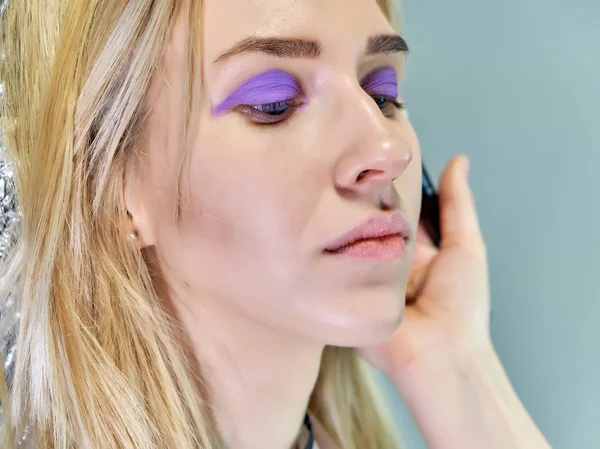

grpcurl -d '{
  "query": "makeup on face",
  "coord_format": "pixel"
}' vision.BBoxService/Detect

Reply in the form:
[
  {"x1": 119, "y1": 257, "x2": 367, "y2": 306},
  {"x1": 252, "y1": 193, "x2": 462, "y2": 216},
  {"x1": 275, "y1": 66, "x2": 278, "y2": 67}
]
[
  {"x1": 212, "y1": 69, "x2": 303, "y2": 116},
  {"x1": 212, "y1": 65, "x2": 402, "y2": 120},
  {"x1": 323, "y1": 212, "x2": 412, "y2": 261},
  {"x1": 359, "y1": 65, "x2": 398, "y2": 99}
]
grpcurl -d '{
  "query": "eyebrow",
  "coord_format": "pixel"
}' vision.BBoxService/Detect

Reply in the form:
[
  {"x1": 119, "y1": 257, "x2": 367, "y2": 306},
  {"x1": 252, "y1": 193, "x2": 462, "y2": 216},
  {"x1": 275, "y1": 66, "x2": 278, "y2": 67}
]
[
  {"x1": 366, "y1": 34, "x2": 409, "y2": 55},
  {"x1": 214, "y1": 34, "x2": 409, "y2": 63}
]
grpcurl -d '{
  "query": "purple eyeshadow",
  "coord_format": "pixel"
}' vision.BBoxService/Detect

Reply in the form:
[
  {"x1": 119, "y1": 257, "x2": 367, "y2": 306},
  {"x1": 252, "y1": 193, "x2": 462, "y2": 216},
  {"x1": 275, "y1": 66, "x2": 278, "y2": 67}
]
[
  {"x1": 213, "y1": 69, "x2": 302, "y2": 116},
  {"x1": 360, "y1": 66, "x2": 398, "y2": 98}
]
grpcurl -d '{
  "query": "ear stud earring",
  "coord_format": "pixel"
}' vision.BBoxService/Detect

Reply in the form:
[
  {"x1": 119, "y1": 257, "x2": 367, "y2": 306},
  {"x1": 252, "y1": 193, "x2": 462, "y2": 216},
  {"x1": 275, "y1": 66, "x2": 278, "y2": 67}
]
[{"x1": 125, "y1": 210, "x2": 137, "y2": 241}]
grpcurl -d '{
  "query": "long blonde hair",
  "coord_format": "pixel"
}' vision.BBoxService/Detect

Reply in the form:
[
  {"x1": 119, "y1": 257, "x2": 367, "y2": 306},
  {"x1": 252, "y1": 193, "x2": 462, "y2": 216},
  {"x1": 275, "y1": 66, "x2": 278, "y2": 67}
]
[{"x1": 0, "y1": 0, "x2": 402, "y2": 447}]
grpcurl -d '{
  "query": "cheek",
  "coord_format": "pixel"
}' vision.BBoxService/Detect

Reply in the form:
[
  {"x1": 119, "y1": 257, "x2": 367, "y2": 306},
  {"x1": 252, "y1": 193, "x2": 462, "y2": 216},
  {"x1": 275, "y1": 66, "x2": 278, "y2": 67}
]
[
  {"x1": 172, "y1": 131, "x2": 327, "y2": 284},
  {"x1": 394, "y1": 122, "x2": 422, "y2": 228},
  {"x1": 155, "y1": 129, "x2": 335, "y2": 332}
]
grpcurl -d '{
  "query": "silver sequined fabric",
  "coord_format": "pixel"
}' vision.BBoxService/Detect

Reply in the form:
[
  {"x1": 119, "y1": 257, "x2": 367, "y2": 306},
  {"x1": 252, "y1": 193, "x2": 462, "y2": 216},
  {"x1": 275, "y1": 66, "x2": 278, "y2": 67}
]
[
  {"x1": 0, "y1": 69, "x2": 22, "y2": 392},
  {"x1": 0, "y1": 0, "x2": 28, "y2": 438},
  {"x1": 0, "y1": 124, "x2": 28, "y2": 449}
]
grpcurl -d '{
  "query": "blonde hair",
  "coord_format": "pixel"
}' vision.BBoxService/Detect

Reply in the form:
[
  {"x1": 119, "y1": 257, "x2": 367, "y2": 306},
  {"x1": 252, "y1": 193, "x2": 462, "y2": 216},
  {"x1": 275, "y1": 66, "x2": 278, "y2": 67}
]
[{"x1": 0, "y1": 0, "x2": 402, "y2": 447}]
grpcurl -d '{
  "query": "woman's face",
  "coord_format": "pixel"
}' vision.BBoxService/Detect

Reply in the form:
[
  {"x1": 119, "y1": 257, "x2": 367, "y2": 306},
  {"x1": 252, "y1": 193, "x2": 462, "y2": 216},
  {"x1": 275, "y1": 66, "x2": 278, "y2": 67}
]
[{"x1": 132, "y1": 0, "x2": 422, "y2": 346}]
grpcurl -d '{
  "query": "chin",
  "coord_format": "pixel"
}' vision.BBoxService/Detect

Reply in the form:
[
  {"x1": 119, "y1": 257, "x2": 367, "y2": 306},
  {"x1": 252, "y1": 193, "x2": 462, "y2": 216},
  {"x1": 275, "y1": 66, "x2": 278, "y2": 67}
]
[{"x1": 316, "y1": 287, "x2": 407, "y2": 348}]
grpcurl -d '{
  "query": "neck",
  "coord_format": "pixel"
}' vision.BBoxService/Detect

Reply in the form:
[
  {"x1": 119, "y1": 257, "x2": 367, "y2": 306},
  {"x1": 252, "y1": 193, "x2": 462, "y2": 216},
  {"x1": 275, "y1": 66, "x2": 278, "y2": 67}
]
[{"x1": 171, "y1": 287, "x2": 324, "y2": 449}]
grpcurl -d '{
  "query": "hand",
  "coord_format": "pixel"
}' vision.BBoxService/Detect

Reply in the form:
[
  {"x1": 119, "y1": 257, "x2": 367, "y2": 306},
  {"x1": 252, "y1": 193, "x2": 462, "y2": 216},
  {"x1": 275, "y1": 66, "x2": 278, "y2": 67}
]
[
  {"x1": 357, "y1": 156, "x2": 552, "y2": 449},
  {"x1": 358, "y1": 155, "x2": 493, "y2": 377}
]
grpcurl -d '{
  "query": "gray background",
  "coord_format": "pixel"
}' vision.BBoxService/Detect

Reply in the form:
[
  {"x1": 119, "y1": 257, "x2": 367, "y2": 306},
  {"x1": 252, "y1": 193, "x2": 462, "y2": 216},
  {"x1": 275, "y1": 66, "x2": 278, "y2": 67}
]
[{"x1": 380, "y1": 0, "x2": 600, "y2": 448}]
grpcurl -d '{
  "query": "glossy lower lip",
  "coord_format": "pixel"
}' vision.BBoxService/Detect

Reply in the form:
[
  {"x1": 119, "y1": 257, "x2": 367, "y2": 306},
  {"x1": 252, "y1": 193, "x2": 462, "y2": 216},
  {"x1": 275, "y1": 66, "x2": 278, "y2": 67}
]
[{"x1": 325, "y1": 234, "x2": 407, "y2": 260}]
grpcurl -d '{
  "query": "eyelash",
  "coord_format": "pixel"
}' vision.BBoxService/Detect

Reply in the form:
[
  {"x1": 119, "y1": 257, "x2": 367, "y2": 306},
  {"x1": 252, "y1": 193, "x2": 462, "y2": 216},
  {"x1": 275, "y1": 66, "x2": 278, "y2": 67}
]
[
  {"x1": 372, "y1": 95, "x2": 405, "y2": 117},
  {"x1": 236, "y1": 94, "x2": 405, "y2": 125},
  {"x1": 236, "y1": 98, "x2": 304, "y2": 124}
]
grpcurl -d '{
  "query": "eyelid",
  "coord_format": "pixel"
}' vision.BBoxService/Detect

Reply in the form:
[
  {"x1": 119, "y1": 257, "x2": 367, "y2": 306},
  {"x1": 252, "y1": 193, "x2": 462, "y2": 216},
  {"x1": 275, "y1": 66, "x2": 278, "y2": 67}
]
[
  {"x1": 213, "y1": 69, "x2": 303, "y2": 116},
  {"x1": 235, "y1": 98, "x2": 304, "y2": 124},
  {"x1": 360, "y1": 66, "x2": 399, "y2": 98}
]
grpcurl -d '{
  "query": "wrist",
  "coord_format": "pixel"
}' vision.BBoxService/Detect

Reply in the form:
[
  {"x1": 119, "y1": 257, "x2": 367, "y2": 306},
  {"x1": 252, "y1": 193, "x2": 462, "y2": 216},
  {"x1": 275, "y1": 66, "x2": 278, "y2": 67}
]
[
  {"x1": 390, "y1": 340, "x2": 551, "y2": 449},
  {"x1": 391, "y1": 334, "x2": 496, "y2": 383}
]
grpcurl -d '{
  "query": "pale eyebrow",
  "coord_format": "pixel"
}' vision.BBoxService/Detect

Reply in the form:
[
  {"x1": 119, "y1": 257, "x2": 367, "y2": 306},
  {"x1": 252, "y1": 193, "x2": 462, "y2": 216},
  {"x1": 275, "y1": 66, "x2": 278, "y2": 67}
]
[{"x1": 214, "y1": 34, "x2": 409, "y2": 64}]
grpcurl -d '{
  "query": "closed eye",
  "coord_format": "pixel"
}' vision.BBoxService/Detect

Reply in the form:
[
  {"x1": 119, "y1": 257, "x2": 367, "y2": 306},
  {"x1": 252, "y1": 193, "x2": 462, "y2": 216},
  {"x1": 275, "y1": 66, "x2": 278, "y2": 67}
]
[
  {"x1": 361, "y1": 66, "x2": 403, "y2": 117},
  {"x1": 228, "y1": 64, "x2": 404, "y2": 125},
  {"x1": 235, "y1": 98, "x2": 304, "y2": 124},
  {"x1": 371, "y1": 95, "x2": 405, "y2": 117},
  {"x1": 213, "y1": 69, "x2": 304, "y2": 122},
  {"x1": 237, "y1": 94, "x2": 404, "y2": 126}
]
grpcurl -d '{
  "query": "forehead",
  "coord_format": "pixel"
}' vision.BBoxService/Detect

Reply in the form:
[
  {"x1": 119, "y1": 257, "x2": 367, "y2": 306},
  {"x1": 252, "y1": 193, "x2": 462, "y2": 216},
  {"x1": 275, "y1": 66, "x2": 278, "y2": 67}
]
[{"x1": 203, "y1": 0, "x2": 393, "y2": 61}]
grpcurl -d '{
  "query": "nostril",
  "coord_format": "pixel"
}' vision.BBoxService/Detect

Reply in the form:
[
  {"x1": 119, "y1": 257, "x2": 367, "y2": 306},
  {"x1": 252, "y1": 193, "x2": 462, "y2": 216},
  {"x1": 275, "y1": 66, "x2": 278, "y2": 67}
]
[
  {"x1": 356, "y1": 170, "x2": 369, "y2": 182},
  {"x1": 356, "y1": 169, "x2": 386, "y2": 184}
]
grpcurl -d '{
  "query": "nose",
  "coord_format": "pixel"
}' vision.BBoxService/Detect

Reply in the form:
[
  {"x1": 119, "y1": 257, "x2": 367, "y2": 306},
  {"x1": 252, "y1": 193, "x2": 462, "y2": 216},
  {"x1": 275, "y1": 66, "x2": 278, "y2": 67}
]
[
  {"x1": 336, "y1": 142, "x2": 412, "y2": 193},
  {"x1": 333, "y1": 95, "x2": 413, "y2": 198}
]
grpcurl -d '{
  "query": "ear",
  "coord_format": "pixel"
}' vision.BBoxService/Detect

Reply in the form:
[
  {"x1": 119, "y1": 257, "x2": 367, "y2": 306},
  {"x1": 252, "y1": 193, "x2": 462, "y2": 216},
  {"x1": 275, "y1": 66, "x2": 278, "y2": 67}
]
[{"x1": 123, "y1": 160, "x2": 156, "y2": 248}]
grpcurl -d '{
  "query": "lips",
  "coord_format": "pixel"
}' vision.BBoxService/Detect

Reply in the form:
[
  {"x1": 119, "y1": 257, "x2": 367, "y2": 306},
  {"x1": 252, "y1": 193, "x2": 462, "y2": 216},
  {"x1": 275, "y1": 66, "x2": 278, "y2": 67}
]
[{"x1": 323, "y1": 212, "x2": 412, "y2": 256}]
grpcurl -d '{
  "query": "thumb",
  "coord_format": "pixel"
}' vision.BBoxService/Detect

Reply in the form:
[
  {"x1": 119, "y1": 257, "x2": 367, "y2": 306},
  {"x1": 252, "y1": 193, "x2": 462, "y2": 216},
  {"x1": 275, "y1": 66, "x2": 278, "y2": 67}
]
[{"x1": 438, "y1": 155, "x2": 485, "y2": 254}]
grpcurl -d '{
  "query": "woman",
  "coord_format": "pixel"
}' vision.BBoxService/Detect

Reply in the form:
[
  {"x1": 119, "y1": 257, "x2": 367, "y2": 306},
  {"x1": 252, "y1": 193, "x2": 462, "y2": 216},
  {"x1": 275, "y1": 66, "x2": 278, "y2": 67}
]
[{"x1": 0, "y1": 0, "x2": 552, "y2": 447}]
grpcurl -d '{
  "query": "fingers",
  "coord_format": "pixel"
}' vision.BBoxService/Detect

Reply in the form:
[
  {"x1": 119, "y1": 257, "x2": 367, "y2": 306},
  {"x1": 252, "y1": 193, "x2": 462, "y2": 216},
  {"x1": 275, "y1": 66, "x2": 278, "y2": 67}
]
[
  {"x1": 407, "y1": 225, "x2": 438, "y2": 303},
  {"x1": 412, "y1": 223, "x2": 437, "y2": 264},
  {"x1": 406, "y1": 263, "x2": 429, "y2": 304},
  {"x1": 438, "y1": 155, "x2": 486, "y2": 256}
]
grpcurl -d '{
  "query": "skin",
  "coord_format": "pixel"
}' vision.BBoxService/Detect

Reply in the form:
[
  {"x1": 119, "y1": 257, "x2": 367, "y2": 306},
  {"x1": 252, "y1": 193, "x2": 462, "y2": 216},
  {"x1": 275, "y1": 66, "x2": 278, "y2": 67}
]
[
  {"x1": 126, "y1": 0, "x2": 418, "y2": 447},
  {"x1": 125, "y1": 0, "x2": 552, "y2": 448}
]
